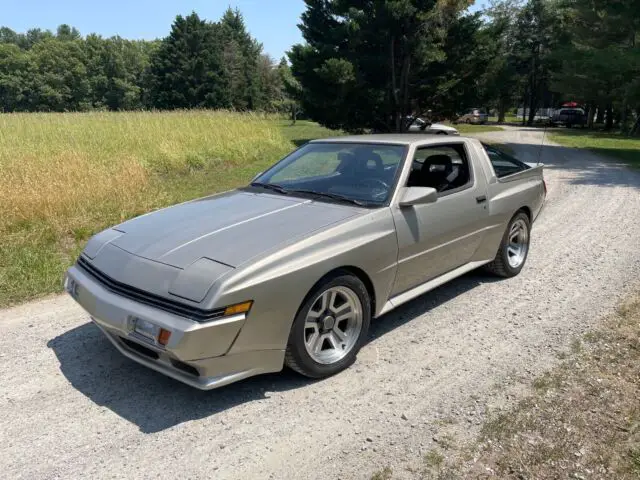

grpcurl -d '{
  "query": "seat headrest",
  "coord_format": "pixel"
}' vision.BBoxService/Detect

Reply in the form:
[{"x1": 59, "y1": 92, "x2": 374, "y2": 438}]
[{"x1": 423, "y1": 154, "x2": 453, "y2": 173}]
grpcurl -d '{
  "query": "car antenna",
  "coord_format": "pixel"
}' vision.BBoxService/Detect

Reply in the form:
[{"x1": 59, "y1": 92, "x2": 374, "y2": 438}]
[{"x1": 537, "y1": 123, "x2": 547, "y2": 166}]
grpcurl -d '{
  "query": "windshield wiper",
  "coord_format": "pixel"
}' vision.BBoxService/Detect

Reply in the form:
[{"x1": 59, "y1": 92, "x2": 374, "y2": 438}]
[
  {"x1": 250, "y1": 182, "x2": 290, "y2": 195},
  {"x1": 288, "y1": 189, "x2": 367, "y2": 207}
]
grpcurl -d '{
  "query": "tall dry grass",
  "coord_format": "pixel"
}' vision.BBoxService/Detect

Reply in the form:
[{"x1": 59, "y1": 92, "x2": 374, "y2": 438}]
[{"x1": 0, "y1": 110, "x2": 293, "y2": 306}]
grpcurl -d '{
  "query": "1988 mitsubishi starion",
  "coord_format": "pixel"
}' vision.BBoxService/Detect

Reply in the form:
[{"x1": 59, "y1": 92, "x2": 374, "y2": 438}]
[{"x1": 65, "y1": 135, "x2": 545, "y2": 390}]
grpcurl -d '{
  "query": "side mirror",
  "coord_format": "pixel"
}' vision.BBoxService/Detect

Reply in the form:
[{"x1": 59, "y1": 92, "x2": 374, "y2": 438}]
[{"x1": 399, "y1": 187, "x2": 438, "y2": 207}]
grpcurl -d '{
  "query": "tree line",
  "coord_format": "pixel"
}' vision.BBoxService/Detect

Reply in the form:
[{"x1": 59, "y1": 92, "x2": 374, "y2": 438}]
[
  {"x1": 290, "y1": 0, "x2": 640, "y2": 134},
  {"x1": 0, "y1": 9, "x2": 295, "y2": 114},
  {"x1": 1, "y1": 1, "x2": 638, "y2": 134}
]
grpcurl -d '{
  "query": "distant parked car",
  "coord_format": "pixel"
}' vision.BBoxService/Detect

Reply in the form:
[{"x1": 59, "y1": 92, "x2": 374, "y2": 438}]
[
  {"x1": 550, "y1": 108, "x2": 586, "y2": 128},
  {"x1": 406, "y1": 117, "x2": 459, "y2": 135},
  {"x1": 454, "y1": 108, "x2": 489, "y2": 125}
]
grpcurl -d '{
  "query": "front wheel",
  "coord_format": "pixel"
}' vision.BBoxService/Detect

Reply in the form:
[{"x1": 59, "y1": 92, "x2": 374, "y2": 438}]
[
  {"x1": 285, "y1": 272, "x2": 371, "y2": 378},
  {"x1": 485, "y1": 212, "x2": 531, "y2": 278}
]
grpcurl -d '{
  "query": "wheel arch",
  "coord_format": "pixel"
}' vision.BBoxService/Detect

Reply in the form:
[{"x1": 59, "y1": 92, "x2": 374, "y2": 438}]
[
  {"x1": 516, "y1": 206, "x2": 532, "y2": 222},
  {"x1": 303, "y1": 266, "x2": 376, "y2": 318}
]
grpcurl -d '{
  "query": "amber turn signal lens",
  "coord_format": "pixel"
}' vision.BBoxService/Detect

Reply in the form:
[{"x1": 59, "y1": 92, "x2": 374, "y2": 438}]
[
  {"x1": 157, "y1": 328, "x2": 172, "y2": 346},
  {"x1": 224, "y1": 301, "x2": 253, "y2": 316}
]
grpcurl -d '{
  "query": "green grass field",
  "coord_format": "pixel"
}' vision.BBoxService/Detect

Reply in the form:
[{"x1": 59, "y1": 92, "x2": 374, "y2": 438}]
[
  {"x1": 550, "y1": 130, "x2": 640, "y2": 169},
  {"x1": 488, "y1": 115, "x2": 521, "y2": 124},
  {"x1": 0, "y1": 112, "x2": 341, "y2": 307}
]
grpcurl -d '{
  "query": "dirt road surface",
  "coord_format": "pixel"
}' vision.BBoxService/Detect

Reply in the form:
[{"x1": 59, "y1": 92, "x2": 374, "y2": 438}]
[{"x1": 2, "y1": 127, "x2": 640, "y2": 479}]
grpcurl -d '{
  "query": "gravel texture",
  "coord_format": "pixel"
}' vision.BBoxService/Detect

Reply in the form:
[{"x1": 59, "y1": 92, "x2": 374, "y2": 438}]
[{"x1": 1, "y1": 126, "x2": 640, "y2": 479}]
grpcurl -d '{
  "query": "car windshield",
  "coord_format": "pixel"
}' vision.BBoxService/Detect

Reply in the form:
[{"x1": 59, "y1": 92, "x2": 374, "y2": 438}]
[{"x1": 252, "y1": 142, "x2": 407, "y2": 206}]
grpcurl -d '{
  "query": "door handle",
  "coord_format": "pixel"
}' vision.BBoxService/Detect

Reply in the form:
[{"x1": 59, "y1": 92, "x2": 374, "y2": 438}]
[{"x1": 476, "y1": 195, "x2": 487, "y2": 204}]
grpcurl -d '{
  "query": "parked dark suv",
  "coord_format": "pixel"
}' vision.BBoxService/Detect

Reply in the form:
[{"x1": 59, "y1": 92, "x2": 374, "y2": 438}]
[{"x1": 550, "y1": 108, "x2": 586, "y2": 128}]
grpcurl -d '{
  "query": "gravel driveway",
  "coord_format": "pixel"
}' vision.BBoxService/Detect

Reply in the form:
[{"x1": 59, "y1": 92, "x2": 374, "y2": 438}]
[{"x1": 2, "y1": 127, "x2": 640, "y2": 479}]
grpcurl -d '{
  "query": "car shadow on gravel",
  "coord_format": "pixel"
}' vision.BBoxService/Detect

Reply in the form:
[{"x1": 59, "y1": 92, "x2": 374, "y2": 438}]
[
  {"x1": 47, "y1": 325, "x2": 311, "y2": 433},
  {"x1": 47, "y1": 271, "x2": 497, "y2": 433},
  {"x1": 368, "y1": 271, "x2": 500, "y2": 341}
]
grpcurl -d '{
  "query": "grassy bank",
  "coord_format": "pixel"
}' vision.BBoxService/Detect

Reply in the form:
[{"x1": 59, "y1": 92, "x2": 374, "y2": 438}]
[
  {"x1": 459, "y1": 295, "x2": 640, "y2": 479},
  {"x1": 550, "y1": 130, "x2": 640, "y2": 169},
  {"x1": 0, "y1": 111, "x2": 340, "y2": 306}
]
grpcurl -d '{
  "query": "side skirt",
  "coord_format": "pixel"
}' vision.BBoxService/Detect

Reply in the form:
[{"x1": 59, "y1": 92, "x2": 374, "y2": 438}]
[{"x1": 377, "y1": 260, "x2": 491, "y2": 317}]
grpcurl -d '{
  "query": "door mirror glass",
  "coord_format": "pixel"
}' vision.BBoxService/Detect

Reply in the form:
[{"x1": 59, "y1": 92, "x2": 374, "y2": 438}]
[{"x1": 399, "y1": 187, "x2": 438, "y2": 207}]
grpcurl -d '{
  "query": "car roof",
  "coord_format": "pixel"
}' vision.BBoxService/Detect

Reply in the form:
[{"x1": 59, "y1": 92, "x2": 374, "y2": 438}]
[{"x1": 308, "y1": 134, "x2": 470, "y2": 146}]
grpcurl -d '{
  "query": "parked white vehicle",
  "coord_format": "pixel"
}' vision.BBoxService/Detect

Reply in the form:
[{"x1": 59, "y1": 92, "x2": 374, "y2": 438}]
[{"x1": 407, "y1": 117, "x2": 460, "y2": 135}]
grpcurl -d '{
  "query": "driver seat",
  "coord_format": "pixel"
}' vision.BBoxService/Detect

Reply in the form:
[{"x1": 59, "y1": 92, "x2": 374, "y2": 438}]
[{"x1": 418, "y1": 155, "x2": 459, "y2": 192}]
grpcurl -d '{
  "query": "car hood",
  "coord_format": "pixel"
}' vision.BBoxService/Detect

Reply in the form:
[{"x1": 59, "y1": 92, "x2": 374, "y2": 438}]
[{"x1": 106, "y1": 190, "x2": 361, "y2": 269}]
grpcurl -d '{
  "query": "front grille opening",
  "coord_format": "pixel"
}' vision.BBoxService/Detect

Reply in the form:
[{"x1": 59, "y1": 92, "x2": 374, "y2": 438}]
[
  {"x1": 76, "y1": 256, "x2": 225, "y2": 322},
  {"x1": 121, "y1": 338, "x2": 159, "y2": 359},
  {"x1": 170, "y1": 359, "x2": 200, "y2": 377}
]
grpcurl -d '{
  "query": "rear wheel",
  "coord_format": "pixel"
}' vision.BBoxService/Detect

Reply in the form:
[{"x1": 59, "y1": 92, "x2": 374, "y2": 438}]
[
  {"x1": 485, "y1": 212, "x2": 531, "y2": 278},
  {"x1": 285, "y1": 272, "x2": 371, "y2": 378}
]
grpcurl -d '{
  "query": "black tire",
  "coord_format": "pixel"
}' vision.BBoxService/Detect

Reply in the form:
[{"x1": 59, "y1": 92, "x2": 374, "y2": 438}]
[
  {"x1": 485, "y1": 212, "x2": 531, "y2": 278},
  {"x1": 284, "y1": 271, "x2": 371, "y2": 378}
]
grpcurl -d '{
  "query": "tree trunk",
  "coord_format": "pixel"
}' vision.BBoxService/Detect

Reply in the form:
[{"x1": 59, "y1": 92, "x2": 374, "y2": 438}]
[
  {"x1": 527, "y1": 45, "x2": 538, "y2": 126},
  {"x1": 498, "y1": 99, "x2": 506, "y2": 123},
  {"x1": 587, "y1": 105, "x2": 596, "y2": 129},
  {"x1": 521, "y1": 86, "x2": 528, "y2": 126},
  {"x1": 390, "y1": 36, "x2": 402, "y2": 133},
  {"x1": 620, "y1": 98, "x2": 629, "y2": 133},
  {"x1": 631, "y1": 108, "x2": 640, "y2": 137},
  {"x1": 605, "y1": 104, "x2": 613, "y2": 131},
  {"x1": 595, "y1": 104, "x2": 605, "y2": 124}
]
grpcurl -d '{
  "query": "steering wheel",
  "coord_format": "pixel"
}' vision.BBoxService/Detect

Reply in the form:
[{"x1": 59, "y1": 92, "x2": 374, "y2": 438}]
[{"x1": 359, "y1": 178, "x2": 390, "y2": 191}]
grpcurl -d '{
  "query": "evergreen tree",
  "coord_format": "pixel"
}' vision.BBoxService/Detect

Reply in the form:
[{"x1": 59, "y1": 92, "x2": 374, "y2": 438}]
[
  {"x1": 219, "y1": 8, "x2": 263, "y2": 110},
  {"x1": 147, "y1": 13, "x2": 229, "y2": 109},
  {"x1": 289, "y1": 0, "x2": 473, "y2": 132}
]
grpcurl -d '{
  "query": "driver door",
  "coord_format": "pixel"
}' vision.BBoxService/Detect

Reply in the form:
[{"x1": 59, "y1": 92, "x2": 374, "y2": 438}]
[{"x1": 390, "y1": 144, "x2": 489, "y2": 296}]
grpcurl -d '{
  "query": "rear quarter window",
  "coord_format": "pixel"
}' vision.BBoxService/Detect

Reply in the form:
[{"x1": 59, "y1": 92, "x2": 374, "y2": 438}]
[{"x1": 482, "y1": 144, "x2": 530, "y2": 178}]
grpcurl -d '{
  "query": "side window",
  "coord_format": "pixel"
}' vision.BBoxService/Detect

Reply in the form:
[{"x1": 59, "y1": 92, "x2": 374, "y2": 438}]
[
  {"x1": 483, "y1": 144, "x2": 530, "y2": 178},
  {"x1": 407, "y1": 144, "x2": 472, "y2": 194}
]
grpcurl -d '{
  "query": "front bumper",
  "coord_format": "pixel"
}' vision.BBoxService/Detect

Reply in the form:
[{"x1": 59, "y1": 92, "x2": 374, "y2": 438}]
[{"x1": 65, "y1": 265, "x2": 283, "y2": 390}]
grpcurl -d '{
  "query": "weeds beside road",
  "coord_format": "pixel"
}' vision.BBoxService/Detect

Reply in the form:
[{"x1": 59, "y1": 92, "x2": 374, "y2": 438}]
[{"x1": 0, "y1": 111, "x2": 297, "y2": 306}]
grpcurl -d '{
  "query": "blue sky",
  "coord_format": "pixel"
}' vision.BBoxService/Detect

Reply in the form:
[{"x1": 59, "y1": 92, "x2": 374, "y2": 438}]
[{"x1": 2, "y1": 0, "x2": 489, "y2": 60}]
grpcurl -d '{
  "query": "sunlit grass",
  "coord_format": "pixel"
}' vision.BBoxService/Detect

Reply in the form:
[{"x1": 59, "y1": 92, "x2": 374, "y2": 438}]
[
  {"x1": 0, "y1": 110, "x2": 298, "y2": 306},
  {"x1": 550, "y1": 130, "x2": 640, "y2": 168}
]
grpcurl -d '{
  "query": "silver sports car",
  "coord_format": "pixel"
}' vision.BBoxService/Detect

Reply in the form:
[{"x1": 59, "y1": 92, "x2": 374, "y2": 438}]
[{"x1": 65, "y1": 135, "x2": 545, "y2": 389}]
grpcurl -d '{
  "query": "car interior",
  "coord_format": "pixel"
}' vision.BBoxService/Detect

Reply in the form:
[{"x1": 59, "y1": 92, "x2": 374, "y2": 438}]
[
  {"x1": 407, "y1": 146, "x2": 471, "y2": 194},
  {"x1": 261, "y1": 143, "x2": 475, "y2": 203}
]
